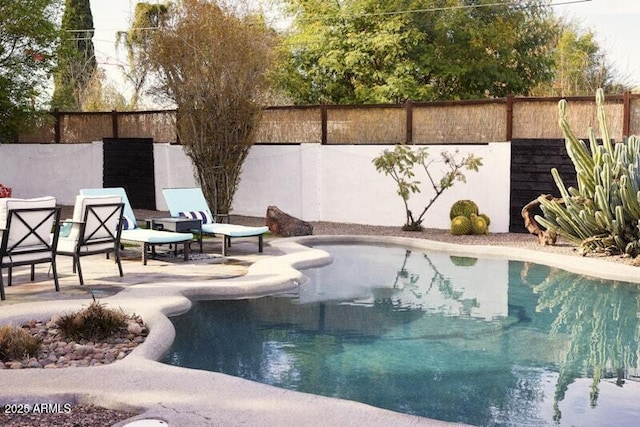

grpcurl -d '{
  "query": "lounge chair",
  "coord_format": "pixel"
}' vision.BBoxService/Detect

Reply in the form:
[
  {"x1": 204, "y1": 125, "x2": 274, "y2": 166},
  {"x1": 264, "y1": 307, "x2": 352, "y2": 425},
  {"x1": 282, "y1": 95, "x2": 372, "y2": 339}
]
[
  {"x1": 57, "y1": 195, "x2": 124, "y2": 286},
  {"x1": 79, "y1": 188, "x2": 194, "y2": 265},
  {"x1": 0, "y1": 196, "x2": 61, "y2": 300},
  {"x1": 162, "y1": 187, "x2": 269, "y2": 256}
]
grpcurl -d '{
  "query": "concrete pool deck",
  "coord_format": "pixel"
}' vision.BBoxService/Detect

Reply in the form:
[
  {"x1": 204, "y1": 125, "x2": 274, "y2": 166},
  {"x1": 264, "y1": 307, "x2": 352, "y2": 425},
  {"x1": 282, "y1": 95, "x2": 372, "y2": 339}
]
[{"x1": 1, "y1": 234, "x2": 640, "y2": 426}]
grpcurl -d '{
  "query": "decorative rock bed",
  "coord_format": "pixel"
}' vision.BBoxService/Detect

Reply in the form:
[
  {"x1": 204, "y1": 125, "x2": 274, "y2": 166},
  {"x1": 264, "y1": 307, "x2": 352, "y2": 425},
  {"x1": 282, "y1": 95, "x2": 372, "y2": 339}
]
[{"x1": 1, "y1": 316, "x2": 148, "y2": 370}]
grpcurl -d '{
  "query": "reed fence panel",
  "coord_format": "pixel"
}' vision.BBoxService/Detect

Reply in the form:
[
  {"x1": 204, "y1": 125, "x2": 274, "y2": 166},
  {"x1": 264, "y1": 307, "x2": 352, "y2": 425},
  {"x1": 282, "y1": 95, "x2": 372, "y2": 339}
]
[
  {"x1": 62, "y1": 113, "x2": 113, "y2": 144},
  {"x1": 16, "y1": 119, "x2": 55, "y2": 143},
  {"x1": 118, "y1": 111, "x2": 177, "y2": 143},
  {"x1": 255, "y1": 107, "x2": 321, "y2": 143},
  {"x1": 629, "y1": 98, "x2": 640, "y2": 136},
  {"x1": 325, "y1": 106, "x2": 405, "y2": 144},
  {"x1": 512, "y1": 98, "x2": 624, "y2": 140},
  {"x1": 412, "y1": 102, "x2": 505, "y2": 143}
]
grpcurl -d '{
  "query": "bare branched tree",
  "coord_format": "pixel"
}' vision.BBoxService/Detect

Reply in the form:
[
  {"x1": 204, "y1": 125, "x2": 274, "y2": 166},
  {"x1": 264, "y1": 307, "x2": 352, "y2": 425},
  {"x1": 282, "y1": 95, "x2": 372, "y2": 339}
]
[{"x1": 140, "y1": 0, "x2": 275, "y2": 214}]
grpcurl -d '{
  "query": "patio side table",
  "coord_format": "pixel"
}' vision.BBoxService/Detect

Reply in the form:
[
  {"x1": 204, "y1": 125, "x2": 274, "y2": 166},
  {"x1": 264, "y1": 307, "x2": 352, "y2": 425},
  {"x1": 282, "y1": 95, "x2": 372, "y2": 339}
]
[{"x1": 149, "y1": 217, "x2": 203, "y2": 257}]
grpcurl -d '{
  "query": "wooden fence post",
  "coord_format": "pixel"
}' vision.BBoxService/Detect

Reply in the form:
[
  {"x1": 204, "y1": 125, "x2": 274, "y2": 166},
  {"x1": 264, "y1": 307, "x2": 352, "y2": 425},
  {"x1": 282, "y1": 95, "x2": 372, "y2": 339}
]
[
  {"x1": 623, "y1": 91, "x2": 631, "y2": 138},
  {"x1": 112, "y1": 110, "x2": 119, "y2": 139},
  {"x1": 321, "y1": 104, "x2": 328, "y2": 145},
  {"x1": 405, "y1": 100, "x2": 413, "y2": 144},
  {"x1": 506, "y1": 96, "x2": 513, "y2": 142},
  {"x1": 54, "y1": 110, "x2": 61, "y2": 144}
]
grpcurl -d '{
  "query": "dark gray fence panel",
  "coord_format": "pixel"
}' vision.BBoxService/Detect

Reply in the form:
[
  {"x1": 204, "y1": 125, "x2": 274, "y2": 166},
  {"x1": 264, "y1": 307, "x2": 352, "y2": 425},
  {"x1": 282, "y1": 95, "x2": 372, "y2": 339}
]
[{"x1": 103, "y1": 138, "x2": 156, "y2": 210}]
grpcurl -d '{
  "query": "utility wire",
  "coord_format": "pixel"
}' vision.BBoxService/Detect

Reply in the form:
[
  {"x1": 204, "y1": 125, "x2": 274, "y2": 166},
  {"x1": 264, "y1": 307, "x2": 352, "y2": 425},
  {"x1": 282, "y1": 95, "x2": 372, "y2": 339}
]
[
  {"x1": 58, "y1": 0, "x2": 592, "y2": 34},
  {"x1": 290, "y1": 0, "x2": 592, "y2": 21}
]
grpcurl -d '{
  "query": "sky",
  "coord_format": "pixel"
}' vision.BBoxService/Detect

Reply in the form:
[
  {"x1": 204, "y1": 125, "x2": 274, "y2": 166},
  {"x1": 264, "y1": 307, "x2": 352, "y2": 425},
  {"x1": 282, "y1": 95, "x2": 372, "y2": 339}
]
[
  {"x1": 89, "y1": 0, "x2": 640, "y2": 102},
  {"x1": 553, "y1": 0, "x2": 640, "y2": 86}
]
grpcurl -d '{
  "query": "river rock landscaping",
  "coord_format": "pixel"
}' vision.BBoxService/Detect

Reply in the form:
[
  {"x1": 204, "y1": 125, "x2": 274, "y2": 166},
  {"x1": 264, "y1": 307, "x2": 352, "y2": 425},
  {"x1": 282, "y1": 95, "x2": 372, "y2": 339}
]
[{"x1": 1, "y1": 315, "x2": 147, "y2": 370}]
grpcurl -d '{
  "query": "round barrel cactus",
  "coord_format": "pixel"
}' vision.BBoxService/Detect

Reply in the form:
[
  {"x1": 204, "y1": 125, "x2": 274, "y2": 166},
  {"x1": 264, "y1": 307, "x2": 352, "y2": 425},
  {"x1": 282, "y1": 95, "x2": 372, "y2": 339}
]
[
  {"x1": 449, "y1": 200, "x2": 479, "y2": 219},
  {"x1": 479, "y1": 213, "x2": 491, "y2": 227},
  {"x1": 470, "y1": 214, "x2": 488, "y2": 235},
  {"x1": 450, "y1": 215, "x2": 472, "y2": 235}
]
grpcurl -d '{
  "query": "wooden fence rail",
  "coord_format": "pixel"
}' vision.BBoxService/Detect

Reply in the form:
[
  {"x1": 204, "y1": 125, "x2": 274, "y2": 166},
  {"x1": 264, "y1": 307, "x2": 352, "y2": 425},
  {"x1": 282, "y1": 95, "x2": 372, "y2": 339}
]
[{"x1": 15, "y1": 92, "x2": 640, "y2": 145}]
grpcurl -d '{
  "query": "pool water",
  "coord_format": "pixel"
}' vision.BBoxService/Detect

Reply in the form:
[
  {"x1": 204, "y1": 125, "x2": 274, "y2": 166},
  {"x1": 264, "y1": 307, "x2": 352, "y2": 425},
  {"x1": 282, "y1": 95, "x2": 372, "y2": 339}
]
[{"x1": 162, "y1": 244, "x2": 640, "y2": 426}]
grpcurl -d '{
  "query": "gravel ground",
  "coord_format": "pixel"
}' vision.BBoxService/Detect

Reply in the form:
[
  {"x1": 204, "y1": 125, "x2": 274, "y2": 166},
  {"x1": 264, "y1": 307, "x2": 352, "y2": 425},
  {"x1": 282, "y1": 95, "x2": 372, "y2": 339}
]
[
  {"x1": 0, "y1": 404, "x2": 135, "y2": 427},
  {"x1": 3, "y1": 210, "x2": 635, "y2": 426}
]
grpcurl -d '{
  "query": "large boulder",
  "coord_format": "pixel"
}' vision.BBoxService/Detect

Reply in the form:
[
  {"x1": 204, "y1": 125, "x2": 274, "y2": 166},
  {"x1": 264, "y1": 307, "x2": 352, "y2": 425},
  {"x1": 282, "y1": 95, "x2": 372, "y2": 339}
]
[{"x1": 266, "y1": 206, "x2": 313, "y2": 237}]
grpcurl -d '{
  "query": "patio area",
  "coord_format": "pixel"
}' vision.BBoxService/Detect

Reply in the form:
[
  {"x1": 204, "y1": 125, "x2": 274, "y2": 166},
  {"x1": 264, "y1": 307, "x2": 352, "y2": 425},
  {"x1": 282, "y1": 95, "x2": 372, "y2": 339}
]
[{"x1": 1, "y1": 211, "x2": 639, "y2": 426}]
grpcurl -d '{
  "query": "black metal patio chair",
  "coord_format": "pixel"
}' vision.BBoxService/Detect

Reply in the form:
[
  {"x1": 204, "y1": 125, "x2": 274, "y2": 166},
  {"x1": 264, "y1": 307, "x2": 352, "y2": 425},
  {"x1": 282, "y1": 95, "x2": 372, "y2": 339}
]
[
  {"x1": 0, "y1": 202, "x2": 61, "y2": 300},
  {"x1": 56, "y1": 195, "x2": 124, "y2": 286}
]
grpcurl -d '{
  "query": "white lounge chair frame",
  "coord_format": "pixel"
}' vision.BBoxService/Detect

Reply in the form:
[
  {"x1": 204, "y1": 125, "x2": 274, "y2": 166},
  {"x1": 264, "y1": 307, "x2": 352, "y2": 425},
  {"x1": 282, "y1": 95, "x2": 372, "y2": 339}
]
[{"x1": 162, "y1": 187, "x2": 269, "y2": 256}]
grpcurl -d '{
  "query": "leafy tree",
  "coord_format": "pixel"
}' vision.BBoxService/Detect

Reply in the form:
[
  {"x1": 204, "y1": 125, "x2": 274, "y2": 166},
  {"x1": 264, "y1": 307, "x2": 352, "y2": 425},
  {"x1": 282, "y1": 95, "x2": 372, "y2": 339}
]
[
  {"x1": 116, "y1": 2, "x2": 169, "y2": 109},
  {"x1": 0, "y1": 0, "x2": 60, "y2": 141},
  {"x1": 276, "y1": 0, "x2": 557, "y2": 104},
  {"x1": 373, "y1": 145, "x2": 482, "y2": 230},
  {"x1": 81, "y1": 68, "x2": 129, "y2": 111},
  {"x1": 531, "y1": 22, "x2": 628, "y2": 96},
  {"x1": 141, "y1": 0, "x2": 276, "y2": 214},
  {"x1": 51, "y1": 0, "x2": 97, "y2": 110}
]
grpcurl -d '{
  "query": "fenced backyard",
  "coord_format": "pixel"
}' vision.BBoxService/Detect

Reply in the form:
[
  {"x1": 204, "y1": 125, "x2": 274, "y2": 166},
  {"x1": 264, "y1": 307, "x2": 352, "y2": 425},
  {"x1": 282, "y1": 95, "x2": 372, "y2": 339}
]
[{"x1": 4, "y1": 93, "x2": 638, "y2": 234}]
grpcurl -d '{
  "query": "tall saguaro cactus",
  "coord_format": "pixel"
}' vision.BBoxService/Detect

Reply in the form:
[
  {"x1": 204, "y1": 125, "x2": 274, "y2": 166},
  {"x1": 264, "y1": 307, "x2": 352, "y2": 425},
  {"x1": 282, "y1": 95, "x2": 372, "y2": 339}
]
[{"x1": 535, "y1": 89, "x2": 640, "y2": 256}]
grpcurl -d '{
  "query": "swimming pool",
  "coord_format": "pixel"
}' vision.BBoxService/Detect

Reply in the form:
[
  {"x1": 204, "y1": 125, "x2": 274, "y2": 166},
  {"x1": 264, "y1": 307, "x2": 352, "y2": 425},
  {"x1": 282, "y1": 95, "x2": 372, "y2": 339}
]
[{"x1": 162, "y1": 243, "x2": 640, "y2": 425}]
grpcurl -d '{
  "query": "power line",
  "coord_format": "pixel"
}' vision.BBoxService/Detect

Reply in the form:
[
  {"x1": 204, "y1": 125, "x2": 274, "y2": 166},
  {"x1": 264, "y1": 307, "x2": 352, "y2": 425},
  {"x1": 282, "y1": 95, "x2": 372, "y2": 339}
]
[
  {"x1": 59, "y1": 1, "x2": 593, "y2": 34},
  {"x1": 291, "y1": 0, "x2": 592, "y2": 21}
]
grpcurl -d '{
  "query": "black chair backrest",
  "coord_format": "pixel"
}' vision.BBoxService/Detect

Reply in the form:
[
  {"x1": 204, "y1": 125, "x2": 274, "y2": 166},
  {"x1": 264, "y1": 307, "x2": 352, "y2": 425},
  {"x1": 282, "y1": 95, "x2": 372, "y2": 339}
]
[
  {"x1": 0, "y1": 207, "x2": 61, "y2": 261},
  {"x1": 77, "y1": 202, "x2": 124, "y2": 249}
]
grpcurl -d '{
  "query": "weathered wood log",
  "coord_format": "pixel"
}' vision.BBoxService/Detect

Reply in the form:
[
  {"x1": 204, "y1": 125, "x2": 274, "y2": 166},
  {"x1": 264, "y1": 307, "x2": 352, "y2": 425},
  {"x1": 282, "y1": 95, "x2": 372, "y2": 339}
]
[
  {"x1": 521, "y1": 195, "x2": 561, "y2": 245},
  {"x1": 266, "y1": 206, "x2": 313, "y2": 237}
]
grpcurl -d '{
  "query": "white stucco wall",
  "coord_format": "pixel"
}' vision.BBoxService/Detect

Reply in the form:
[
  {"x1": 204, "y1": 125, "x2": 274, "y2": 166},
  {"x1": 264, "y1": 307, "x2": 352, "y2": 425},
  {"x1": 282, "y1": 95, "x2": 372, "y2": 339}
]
[
  {"x1": 0, "y1": 142, "x2": 103, "y2": 206},
  {"x1": 233, "y1": 143, "x2": 511, "y2": 231},
  {"x1": 0, "y1": 142, "x2": 511, "y2": 232},
  {"x1": 153, "y1": 143, "x2": 198, "y2": 211}
]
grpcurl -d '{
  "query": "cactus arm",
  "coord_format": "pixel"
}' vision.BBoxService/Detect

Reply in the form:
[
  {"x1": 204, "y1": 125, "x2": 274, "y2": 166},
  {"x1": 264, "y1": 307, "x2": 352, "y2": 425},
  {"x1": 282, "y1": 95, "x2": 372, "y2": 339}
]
[
  {"x1": 620, "y1": 175, "x2": 640, "y2": 218},
  {"x1": 596, "y1": 88, "x2": 613, "y2": 154},
  {"x1": 551, "y1": 168, "x2": 572, "y2": 202}
]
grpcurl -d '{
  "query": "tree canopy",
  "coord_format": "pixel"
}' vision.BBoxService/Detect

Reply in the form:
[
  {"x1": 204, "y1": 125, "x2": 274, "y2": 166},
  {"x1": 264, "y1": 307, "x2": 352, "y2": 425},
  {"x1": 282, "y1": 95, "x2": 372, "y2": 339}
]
[
  {"x1": 531, "y1": 22, "x2": 628, "y2": 96},
  {"x1": 51, "y1": 0, "x2": 97, "y2": 110},
  {"x1": 135, "y1": 0, "x2": 276, "y2": 214},
  {"x1": 0, "y1": 0, "x2": 60, "y2": 141},
  {"x1": 275, "y1": 0, "x2": 558, "y2": 104}
]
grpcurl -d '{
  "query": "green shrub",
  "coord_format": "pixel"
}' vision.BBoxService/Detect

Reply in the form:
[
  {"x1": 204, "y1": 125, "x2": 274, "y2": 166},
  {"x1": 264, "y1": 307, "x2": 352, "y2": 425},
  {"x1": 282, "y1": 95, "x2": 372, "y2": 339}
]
[
  {"x1": 56, "y1": 301, "x2": 127, "y2": 341},
  {"x1": 0, "y1": 325, "x2": 42, "y2": 362}
]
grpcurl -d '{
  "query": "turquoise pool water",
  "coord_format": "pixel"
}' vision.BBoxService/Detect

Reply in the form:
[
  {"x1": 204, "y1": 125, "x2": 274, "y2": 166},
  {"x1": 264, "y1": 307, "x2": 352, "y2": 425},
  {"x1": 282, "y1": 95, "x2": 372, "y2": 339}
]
[{"x1": 162, "y1": 244, "x2": 640, "y2": 426}]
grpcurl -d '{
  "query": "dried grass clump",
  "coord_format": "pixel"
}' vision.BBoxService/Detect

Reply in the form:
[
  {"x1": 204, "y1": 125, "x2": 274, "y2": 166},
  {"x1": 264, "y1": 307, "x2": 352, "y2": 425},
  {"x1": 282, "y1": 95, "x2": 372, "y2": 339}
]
[
  {"x1": 0, "y1": 325, "x2": 42, "y2": 362},
  {"x1": 56, "y1": 301, "x2": 127, "y2": 341}
]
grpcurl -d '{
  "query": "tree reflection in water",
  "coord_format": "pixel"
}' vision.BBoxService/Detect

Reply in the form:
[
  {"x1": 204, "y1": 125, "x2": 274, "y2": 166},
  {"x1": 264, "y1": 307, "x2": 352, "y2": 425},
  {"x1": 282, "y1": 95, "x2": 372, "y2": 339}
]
[
  {"x1": 530, "y1": 267, "x2": 640, "y2": 422},
  {"x1": 381, "y1": 249, "x2": 479, "y2": 315}
]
